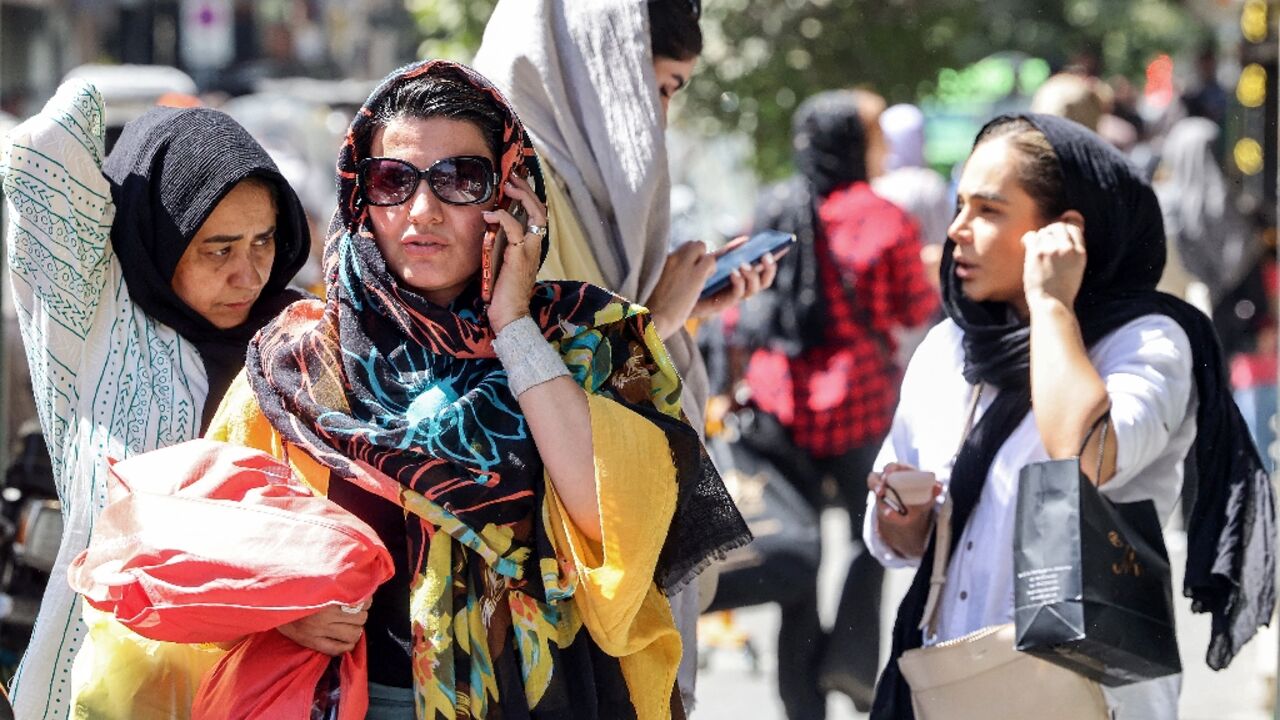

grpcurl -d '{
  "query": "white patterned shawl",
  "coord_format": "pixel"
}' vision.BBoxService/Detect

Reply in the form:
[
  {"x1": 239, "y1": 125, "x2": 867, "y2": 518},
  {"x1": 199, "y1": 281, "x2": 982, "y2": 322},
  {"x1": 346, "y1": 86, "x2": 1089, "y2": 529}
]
[{"x1": 0, "y1": 80, "x2": 207, "y2": 720}]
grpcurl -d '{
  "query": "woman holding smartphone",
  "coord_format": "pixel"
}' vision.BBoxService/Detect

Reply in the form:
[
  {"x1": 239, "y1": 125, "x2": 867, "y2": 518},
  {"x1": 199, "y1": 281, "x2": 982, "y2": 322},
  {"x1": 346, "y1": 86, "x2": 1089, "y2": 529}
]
[
  {"x1": 864, "y1": 114, "x2": 1274, "y2": 719},
  {"x1": 474, "y1": 5, "x2": 778, "y2": 707},
  {"x1": 207, "y1": 59, "x2": 748, "y2": 719}
]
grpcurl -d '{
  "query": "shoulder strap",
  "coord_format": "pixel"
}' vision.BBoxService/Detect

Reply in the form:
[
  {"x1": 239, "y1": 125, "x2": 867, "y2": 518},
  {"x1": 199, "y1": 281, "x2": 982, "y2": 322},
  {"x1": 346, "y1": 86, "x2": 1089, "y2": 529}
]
[
  {"x1": 919, "y1": 384, "x2": 983, "y2": 635},
  {"x1": 1079, "y1": 412, "x2": 1111, "y2": 482}
]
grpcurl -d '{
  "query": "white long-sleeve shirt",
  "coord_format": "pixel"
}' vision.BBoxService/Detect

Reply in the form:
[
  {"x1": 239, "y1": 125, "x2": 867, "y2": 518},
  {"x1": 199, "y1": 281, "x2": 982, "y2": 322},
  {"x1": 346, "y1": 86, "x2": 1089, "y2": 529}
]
[{"x1": 865, "y1": 315, "x2": 1197, "y2": 720}]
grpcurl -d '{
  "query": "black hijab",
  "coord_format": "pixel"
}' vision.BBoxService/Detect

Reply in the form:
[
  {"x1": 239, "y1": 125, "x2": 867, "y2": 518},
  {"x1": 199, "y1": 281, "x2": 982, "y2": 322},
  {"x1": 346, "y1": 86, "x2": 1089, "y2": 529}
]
[
  {"x1": 101, "y1": 106, "x2": 310, "y2": 430},
  {"x1": 873, "y1": 114, "x2": 1276, "y2": 719},
  {"x1": 734, "y1": 90, "x2": 868, "y2": 355}
]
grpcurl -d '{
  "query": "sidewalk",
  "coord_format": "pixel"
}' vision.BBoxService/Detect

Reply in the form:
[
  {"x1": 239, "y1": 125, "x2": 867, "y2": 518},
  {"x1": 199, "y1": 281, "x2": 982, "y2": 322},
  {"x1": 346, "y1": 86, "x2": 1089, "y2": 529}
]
[{"x1": 695, "y1": 510, "x2": 1277, "y2": 719}]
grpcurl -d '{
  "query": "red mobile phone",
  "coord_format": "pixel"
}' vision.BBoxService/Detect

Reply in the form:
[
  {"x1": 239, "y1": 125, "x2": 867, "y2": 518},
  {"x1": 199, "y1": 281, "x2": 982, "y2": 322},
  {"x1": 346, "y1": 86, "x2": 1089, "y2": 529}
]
[{"x1": 481, "y1": 165, "x2": 531, "y2": 303}]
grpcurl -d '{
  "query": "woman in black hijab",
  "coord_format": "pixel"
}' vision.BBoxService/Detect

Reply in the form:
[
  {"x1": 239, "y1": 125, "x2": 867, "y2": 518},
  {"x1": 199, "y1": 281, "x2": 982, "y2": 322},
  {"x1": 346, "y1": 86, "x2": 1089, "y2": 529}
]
[
  {"x1": 103, "y1": 102, "x2": 312, "y2": 424},
  {"x1": 862, "y1": 114, "x2": 1274, "y2": 719},
  {"x1": 0, "y1": 80, "x2": 308, "y2": 718}
]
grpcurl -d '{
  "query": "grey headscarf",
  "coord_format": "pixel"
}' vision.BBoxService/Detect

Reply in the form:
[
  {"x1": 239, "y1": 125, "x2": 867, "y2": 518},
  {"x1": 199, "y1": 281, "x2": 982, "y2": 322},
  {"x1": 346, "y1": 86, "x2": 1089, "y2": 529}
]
[
  {"x1": 474, "y1": 0, "x2": 668, "y2": 300},
  {"x1": 473, "y1": 0, "x2": 708, "y2": 433},
  {"x1": 1155, "y1": 117, "x2": 1259, "y2": 305}
]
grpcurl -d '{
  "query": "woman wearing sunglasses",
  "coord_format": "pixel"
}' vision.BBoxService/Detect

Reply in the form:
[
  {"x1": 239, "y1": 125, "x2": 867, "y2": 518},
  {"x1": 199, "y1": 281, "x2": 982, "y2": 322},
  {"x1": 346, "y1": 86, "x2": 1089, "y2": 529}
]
[
  {"x1": 206, "y1": 60, "x2": 748, "y2": 719},
  {"x1": 0, "y1": 82, "x2": 309, "y2": 718}
]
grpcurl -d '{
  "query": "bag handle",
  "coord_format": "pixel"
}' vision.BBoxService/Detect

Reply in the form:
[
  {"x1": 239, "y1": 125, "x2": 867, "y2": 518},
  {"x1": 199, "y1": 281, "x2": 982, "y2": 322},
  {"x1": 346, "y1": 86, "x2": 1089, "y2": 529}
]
[
  {"x1": 1078, "y1": 411, "x2": 1111, "y2": 483},
  {"x1": 919, "y1": 384, "x2": 983, "y2": 636}
]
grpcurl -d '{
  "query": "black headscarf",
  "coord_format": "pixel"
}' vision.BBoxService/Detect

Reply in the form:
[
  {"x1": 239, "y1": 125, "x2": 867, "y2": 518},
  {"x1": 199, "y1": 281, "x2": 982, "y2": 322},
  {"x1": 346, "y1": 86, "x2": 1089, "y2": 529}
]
[
  {"x1": 102, "y1": 106, "x2": 310, "y2": 430},
  {"x1": 873, "y1": 114, "x2": 1276, "y2": 719},
  {"x1": 734, "y1": 90, "x2": 868, "y2": 355}
]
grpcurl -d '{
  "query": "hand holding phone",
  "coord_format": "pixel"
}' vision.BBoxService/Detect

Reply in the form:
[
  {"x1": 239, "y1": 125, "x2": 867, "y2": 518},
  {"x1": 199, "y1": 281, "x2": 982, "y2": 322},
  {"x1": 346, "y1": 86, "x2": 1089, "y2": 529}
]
[
  {"x1": 481, "y1": 165, "x2": 530, "y2": 303},
  {"x1": 699, "y1": 230, "x2": 796, "y2": 300}
]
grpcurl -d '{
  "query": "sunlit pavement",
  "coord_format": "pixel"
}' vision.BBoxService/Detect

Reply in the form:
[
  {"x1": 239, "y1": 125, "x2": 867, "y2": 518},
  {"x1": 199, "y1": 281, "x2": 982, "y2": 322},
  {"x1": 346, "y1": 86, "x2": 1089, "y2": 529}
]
[{"x1": 695, "y1": 509, "x2": 1277, "y2": 720}]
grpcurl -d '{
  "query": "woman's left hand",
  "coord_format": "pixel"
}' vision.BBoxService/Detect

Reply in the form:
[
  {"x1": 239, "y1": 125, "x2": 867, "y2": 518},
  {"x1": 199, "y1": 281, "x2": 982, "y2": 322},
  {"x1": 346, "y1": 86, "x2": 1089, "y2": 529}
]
[
  {"x1": 276, "y1": 602, "x2": 369, "y2": 656},
  {"x1": 484, "y1": 173, "x2": 548, "y2": 332},
  {"x1": 1022, "y1": 213, "x2": 1086, "y2": 310}
]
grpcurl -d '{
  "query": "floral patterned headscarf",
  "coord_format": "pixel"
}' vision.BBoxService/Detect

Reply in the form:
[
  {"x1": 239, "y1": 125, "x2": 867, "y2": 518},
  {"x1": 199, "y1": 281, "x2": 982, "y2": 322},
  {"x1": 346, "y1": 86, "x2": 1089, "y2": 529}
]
[{"x1": 244, "y1": 60, "x2": 749, "y2": 715}]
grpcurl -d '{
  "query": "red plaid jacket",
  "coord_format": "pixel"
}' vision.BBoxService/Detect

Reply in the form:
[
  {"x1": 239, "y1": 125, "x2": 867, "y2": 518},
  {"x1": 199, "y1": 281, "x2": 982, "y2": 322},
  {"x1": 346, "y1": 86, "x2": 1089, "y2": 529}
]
[{"x1": 745, "y1": 182, "x2": 938, "y2": 457}]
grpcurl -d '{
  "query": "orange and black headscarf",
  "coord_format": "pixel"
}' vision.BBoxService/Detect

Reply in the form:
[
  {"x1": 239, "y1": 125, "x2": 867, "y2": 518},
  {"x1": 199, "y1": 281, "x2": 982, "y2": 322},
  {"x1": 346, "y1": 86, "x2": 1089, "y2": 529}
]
[
  {"x1": 245, "y1": 56, "x2": 746, "y2": 612},
  {"x1": 245, "y1": 59, "x2": 749, "y2": 713}
]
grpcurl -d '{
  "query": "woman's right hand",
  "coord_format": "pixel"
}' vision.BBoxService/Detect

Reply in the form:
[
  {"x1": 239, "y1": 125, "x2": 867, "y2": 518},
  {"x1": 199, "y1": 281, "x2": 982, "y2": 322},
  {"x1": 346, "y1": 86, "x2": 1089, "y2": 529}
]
[
  {"x1": 869, "y1": 462, "x2": 940, "y2": 559},
  {"x1": 1022, "y1": 214, "x2": 1086, "y2": 312},
  {"x1": 484, "y1": 174, "x2": 549, "y2": 333},
  {"x1": 276, "y1": 603, "x2": 369, "y2": 656}
]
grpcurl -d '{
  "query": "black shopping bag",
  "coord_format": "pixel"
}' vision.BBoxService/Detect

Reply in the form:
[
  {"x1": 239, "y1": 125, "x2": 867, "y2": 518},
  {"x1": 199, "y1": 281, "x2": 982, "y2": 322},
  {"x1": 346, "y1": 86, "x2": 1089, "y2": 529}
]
[{"x1": 1013, "y1": 456, "x2": 1181, "y2": 686}]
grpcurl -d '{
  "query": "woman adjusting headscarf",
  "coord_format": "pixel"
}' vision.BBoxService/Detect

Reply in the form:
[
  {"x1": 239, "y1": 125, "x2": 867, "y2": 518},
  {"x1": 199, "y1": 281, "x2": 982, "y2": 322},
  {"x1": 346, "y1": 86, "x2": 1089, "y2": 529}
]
[
  {"x1": 0, "y1": 80, "x2": 308, "y2": 719},
  {"x1": 870, "y1": 113, "x2": 1275, "y2": 719}
]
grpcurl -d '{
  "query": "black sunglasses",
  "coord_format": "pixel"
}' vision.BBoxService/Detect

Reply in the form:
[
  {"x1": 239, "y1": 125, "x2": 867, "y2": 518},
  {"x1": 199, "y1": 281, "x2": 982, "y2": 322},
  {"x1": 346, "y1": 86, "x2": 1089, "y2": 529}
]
[{"x1": 357, "y1": 156, "x2": 498, "y2": 207}]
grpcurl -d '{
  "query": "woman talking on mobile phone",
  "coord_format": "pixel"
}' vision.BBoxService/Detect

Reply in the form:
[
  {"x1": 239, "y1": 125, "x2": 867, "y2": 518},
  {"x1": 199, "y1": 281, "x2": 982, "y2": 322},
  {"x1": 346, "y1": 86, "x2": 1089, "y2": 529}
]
[{"x1": 206, "y1": 59, "x2": 748, "y2": 719}]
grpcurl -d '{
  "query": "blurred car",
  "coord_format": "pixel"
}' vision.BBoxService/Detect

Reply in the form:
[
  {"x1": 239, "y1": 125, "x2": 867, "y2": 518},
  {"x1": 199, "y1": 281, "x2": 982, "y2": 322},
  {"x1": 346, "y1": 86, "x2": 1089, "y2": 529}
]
[{"x1": 62, "y1": 64, "x2": 198, "y2": 152}]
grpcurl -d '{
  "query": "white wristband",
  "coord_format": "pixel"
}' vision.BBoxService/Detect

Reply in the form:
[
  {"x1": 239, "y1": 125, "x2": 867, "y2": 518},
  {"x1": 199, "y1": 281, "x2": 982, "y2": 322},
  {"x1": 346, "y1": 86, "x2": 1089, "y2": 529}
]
[{"x1": 493, "y1": 316, "x2": 571, "y2": 397}]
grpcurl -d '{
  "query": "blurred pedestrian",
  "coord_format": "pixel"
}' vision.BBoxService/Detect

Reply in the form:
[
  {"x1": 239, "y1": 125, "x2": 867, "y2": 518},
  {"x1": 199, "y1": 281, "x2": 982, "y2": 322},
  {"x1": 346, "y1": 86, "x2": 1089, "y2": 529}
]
[
  {"x1": 0, "y1": 79, "x2": 310, "y2": 719},
  {"x1": 867, "y1": 114, "x2": 1275, "y2": 719},
  {"x1": 1154, "y1": 116, "x2": 1260, "y2": 310},
  {"x1": 1182, "y1": 45, "x2": 1228, "y2": 127},
  {"x1": 475, "y1": 0, "x2": 777, "y2": 710},
  {"x1": 1107, "y1": 75, "x2": 1146, "y2": 137},
  {"x1": 731, "y1": 89, "x2": 938, "y2": 716},
  {"x1": 873, "y1": 102, "x2": 953, "y2": 321},
  {"x1": 1030, "y1": 73, "x2": 1105, "y2": 131},
  {"x1": 874, "y1": 104, "x2": 952, "y2": 248}
]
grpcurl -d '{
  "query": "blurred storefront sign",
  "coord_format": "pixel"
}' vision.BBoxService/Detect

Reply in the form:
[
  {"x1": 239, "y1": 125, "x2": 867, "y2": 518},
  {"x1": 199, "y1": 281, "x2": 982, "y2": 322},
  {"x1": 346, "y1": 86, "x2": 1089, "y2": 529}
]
[
  {"x1": 919, "y1": 52, "x2": 1050, "y2": 172},
  {"x1": 180, "y1": 0, "x2": 233, "y2": 70}
]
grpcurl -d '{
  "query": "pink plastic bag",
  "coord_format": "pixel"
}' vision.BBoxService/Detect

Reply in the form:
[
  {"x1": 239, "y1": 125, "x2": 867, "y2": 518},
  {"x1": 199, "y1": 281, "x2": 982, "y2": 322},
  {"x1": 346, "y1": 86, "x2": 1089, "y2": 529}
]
[{"x1": 68, "y1": 439, "x2": 393, "y2": 718}]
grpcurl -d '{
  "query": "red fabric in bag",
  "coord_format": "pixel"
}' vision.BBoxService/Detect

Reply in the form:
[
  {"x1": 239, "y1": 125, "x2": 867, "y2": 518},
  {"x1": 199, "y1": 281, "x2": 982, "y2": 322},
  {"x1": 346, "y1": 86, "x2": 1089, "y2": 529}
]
[
  {"x1": 193, "y1": 630, "x2": 369, "y2": 720},
  {"x1": 67, "y1": 439, "x2": 393, "y2": 718}
]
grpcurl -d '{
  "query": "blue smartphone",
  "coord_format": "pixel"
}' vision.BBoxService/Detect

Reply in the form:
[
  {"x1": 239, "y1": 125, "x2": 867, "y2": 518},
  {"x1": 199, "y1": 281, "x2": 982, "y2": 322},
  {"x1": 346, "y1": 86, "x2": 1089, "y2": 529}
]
[{"x1": 699, "y1": 230, "x2": 796, "y2": 299}]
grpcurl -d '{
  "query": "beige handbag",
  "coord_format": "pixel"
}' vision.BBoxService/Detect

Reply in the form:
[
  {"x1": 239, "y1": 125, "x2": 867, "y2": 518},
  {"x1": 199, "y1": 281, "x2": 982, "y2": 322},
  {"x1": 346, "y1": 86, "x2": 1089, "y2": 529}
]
[{"x1": 896, "y1": 387, "x2": 1110, "y2": 720}]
